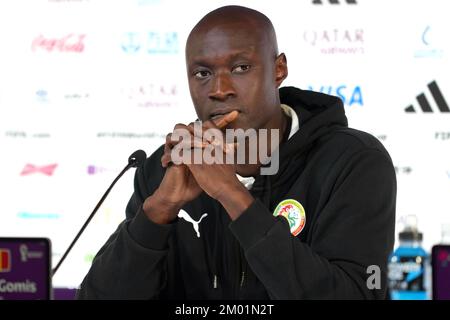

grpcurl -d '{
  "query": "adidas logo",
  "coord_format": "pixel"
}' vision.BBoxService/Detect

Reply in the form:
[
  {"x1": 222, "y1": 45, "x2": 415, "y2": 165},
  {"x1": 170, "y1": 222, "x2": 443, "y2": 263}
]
[
  {"x1": 405, "y1": 81, "x2": 449, "y2": 113},
  {"x1": 312, "y1": 0, "x2": 357, "y2": 4}
]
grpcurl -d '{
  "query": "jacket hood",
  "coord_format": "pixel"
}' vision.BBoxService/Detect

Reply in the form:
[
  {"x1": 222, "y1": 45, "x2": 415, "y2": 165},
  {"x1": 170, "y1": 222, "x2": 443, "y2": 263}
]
[
  {"x1": 251, "y1": 86, "x2": 348, "y2": 193},
  {"x1": 279, "y1": 86, "x2": 348, "y2": 158}
]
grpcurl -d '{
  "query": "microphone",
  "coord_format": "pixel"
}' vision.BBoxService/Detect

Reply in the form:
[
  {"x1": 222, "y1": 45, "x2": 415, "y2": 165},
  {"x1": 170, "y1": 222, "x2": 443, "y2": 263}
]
[{"x1": 52, "y1": 149, "x2": 147, "y2": 276}]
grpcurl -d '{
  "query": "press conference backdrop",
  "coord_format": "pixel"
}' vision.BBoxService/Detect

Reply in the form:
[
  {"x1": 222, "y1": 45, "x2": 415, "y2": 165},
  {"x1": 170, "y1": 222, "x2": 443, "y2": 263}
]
[{"x1": 0, "y1": 0, "x2": 448, "y2": 288}]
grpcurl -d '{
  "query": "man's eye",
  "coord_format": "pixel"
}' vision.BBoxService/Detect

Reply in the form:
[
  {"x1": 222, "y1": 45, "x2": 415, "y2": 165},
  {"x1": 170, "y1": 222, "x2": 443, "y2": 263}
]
[
  {"x1": 233, "y1": 65, "x2": 251, "y2": 73},
  {"x1": 194, "y1": 70, "x2": 211, "y2": 79}
]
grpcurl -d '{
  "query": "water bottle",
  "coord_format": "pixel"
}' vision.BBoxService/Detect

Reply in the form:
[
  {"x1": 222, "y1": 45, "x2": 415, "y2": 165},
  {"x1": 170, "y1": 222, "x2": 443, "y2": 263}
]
[
  {"x1": 440, "y1": 224, "x2": 450, "y2": 244},
  {"x1": 388, "y1": 215, "x2": 429, "y2": 300}
]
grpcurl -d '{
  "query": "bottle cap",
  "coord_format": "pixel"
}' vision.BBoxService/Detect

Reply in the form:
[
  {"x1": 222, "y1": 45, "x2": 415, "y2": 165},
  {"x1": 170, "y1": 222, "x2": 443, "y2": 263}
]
[
  {"x1": 441, "y1": 224, "x2": 450, "y2": 244},
  {"x1": 399, "y1": 215, "x2": 423, "y2": 241}
]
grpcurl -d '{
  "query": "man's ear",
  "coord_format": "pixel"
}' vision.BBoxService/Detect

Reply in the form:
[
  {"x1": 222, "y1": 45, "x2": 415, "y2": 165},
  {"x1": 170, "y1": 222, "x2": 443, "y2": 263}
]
[{"x1": 275, "y1": 53, "x2": 288, "y2": 87}]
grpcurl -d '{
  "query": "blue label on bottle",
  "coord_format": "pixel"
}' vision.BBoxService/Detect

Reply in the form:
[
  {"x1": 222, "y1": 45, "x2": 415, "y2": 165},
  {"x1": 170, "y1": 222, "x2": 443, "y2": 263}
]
[{"x1": 388, "y1": 253, "x2": 427, "y2": 299}]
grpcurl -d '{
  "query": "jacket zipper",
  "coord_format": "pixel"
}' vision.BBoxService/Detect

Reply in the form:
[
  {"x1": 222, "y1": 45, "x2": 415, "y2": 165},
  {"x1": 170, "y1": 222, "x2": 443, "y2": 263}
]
[
  {"x1": 235, "y1": 246, "x2": 246, "y2": 298},
  {"x1": 240, "y1": 271, "x2": 245, "y2": 287}
]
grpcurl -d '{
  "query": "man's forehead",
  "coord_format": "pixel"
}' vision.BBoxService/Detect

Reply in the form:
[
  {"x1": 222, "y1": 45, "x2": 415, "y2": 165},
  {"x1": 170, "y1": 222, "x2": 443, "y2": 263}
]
[
  {"x1": 189, "y1": 5, "x2": 272, "y2": 37},
  {"x1": 186, "y1": 24, "x2": 264, "y2": 59},
  {"x1": 188, "y1": 49, "x2": 257, "y2": 67},
  {"x1": 186, "y1": 6, "x2": 278, "y2": 65}
]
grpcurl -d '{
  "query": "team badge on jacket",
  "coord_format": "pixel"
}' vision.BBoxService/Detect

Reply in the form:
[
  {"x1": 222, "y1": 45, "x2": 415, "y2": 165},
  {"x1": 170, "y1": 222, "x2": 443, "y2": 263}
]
[{"x1": 273, "y1": 199, "x2": 306, "y2": 236}]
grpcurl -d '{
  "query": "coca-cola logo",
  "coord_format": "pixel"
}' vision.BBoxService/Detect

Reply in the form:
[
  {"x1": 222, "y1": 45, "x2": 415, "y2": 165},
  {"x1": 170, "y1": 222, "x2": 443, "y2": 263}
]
[{"x1": 31, "y1": 34, "x2": 86, "y2": 53}]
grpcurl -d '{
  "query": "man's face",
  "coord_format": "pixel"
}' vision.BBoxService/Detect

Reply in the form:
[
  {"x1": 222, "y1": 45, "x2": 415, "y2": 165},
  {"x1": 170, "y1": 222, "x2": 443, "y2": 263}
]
[{"x1": 186, "y1": 22, "x2": 284, "y2": 131}]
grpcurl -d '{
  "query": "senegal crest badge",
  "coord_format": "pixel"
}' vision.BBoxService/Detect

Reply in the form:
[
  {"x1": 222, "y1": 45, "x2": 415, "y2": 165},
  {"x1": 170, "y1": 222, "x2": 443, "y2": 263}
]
[{"x1": 273, "y1": 199, "x2": 306, "y2": 236}]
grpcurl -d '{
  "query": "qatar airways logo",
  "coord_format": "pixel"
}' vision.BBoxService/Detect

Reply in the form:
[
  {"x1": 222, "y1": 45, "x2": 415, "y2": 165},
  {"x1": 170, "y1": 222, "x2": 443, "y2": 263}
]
[
  {"x1": 31, "y1": 34, "x2": 86, "y2": 53},
  {"x1": 121, "y1": 83, "x2": 178, "y2": 108},
  {"x1": 302, "y1": 28, "x2": 364, "y2": 54}
]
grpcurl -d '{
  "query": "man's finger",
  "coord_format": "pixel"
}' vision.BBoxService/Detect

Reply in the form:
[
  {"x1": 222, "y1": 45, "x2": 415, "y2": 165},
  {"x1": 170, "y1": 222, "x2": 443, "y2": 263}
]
[
  {"x1": 176, "y1": 138, "x2": 209, "y2": 150},
  {"x1": 162, "y1": 137, "x2": 208, "y2": 167},
  {"x1": 161, "y1": 153, "x2": 171, "y2": 168},
  {"x1": 213, "y1": 110, "x2": 239, "y2": 129}
]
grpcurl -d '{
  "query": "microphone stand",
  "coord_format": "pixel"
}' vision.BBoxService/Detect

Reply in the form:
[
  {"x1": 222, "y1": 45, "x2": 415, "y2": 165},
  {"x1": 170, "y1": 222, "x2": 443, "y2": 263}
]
[{"x1": 52, "y1": 150, "x2": 146, "y2": 276}]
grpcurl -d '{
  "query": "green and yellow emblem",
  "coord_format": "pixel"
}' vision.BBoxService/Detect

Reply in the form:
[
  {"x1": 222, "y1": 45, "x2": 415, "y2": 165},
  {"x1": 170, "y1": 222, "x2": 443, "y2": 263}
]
[{"x1": 273, "y1": 199, "x2": 306, "y2": 236}]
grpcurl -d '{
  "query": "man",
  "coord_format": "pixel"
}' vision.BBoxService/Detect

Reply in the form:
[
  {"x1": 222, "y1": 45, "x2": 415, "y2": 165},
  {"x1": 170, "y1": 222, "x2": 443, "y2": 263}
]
[{"x1": 77, "y1": 5, "x2": 396, "y2": 299}]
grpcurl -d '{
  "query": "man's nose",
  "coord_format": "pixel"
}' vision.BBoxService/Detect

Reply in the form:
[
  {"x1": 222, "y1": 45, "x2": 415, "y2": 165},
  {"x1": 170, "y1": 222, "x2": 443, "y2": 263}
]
[{"x1": 208, "y1": 72, "x2": 236, "y2": 100}]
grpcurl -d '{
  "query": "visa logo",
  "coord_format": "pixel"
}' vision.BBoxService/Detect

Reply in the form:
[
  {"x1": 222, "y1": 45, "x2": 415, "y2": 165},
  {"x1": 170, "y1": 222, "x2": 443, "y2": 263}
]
[
  {"x1": 0, "y1": 249, "x2": 12, "y2": 273},
  {"x1": 308, "y1": 85, "x2": 363, "y2": 106}
]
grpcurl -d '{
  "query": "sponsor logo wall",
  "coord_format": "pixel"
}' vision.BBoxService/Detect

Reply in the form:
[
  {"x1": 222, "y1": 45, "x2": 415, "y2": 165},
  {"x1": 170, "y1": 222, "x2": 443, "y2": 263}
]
[{"x1": 0, "y1": 0, "x2": 449, "y2": 288}]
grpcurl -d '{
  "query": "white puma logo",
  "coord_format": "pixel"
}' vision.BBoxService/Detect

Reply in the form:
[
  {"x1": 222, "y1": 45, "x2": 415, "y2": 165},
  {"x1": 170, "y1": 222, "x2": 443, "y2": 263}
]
[{"x1": 178, "y1": 210, "x2": 208, "y2": 238}]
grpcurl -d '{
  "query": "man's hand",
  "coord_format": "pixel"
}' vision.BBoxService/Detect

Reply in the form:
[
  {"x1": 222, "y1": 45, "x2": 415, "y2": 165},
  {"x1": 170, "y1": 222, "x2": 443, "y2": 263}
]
[
  {"x1": 142, "y1": 112, "x2": 242, "y2": 224},
  {"x1": 165, "y1": 111, "x2": 255, "y2": 220},
  {"x1": 142, "y1": 130, "x2": 204, "y2": 224}
]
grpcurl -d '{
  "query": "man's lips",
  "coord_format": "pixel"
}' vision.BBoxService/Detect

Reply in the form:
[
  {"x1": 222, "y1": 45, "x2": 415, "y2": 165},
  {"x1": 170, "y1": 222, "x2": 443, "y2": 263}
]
[{"x1": 209, "y1": 109, "x2": 240, "y2": 120}]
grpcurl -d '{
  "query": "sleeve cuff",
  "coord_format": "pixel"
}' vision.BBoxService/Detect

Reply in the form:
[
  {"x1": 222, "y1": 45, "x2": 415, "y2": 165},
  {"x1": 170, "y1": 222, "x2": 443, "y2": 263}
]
[
  {"x1": 127, "y1": 205, "x2": 174, "y2": 250},
  {"x1": 229, "y1": 199, "x2": 278, "y2": 251}
]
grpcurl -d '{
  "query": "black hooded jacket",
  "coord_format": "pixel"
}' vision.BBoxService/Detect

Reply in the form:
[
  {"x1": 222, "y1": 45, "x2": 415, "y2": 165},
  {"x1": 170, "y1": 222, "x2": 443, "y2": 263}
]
[{"x1": 77, "y1": 87, "x2": 396, "y2": 299}]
